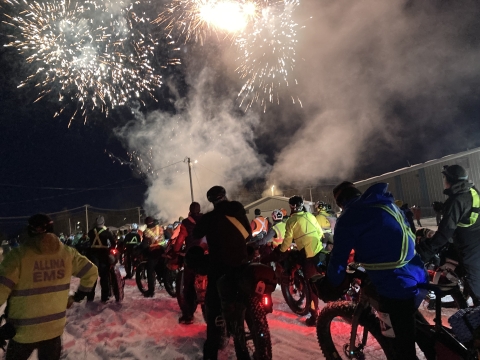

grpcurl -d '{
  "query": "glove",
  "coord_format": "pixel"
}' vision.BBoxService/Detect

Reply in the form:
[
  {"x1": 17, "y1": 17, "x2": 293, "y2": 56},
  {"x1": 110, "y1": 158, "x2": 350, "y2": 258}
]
[
  {"x1": 416, "y1": 241, "x2": 436, "y2": 263},
  {"x1": 72, "y1": 290, "x2": 88, "y2": 303},
  {"x1": 312, "y1": 275, "x2": 349, "y2": 303}
]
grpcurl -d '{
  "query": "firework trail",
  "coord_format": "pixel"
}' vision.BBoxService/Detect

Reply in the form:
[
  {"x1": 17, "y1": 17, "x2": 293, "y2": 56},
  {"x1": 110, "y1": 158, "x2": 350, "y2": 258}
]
[
  {"x1": 236, "y1": 0, "x2": 301, "y2": 112},
  {"x1": 154, "y1": 0, "x2": 258, "y2": 44},
  {"x1": 3, "y1": 0, "x2": 180, "y2": 126}
]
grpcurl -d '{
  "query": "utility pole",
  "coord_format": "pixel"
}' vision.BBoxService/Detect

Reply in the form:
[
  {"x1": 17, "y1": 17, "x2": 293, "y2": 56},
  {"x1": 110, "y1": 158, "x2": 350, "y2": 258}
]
[
  {"x1": 137, "y1": 207, "x2": 141, "y2": 224},
  {"x1": 307, "y1": 187, "x2": 313, "y2": 202},
  {"x1": 68, "y1": 218, "x2": 71, "y2": 235},
  {"x1": 186, "y1": 157, "x2": 194, "y2": 202},
  {"x1": 85, "y1": 205, "x2": 89, "y2": 231}
]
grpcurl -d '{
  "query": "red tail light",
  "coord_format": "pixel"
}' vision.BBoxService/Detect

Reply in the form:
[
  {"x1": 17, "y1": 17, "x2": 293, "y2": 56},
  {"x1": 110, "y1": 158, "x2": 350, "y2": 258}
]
[
  {"x1": 263, "y1": 295, "x2": 270, "y2": 306},
  {"x1": 111, "y1": 249, "x2": 118, "y2": 255}
]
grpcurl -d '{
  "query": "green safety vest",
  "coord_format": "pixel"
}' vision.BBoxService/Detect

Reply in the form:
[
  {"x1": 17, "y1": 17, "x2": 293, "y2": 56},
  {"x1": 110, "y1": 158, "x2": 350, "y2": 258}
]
[
  {"x1": 457, "y1": 188, "x2": 480, "y2": 228},
  {"x1": 360, "y1": 204, "x2": 415, "y2": 271},
  {"x1": 273, "y1": 222, "x2": 286, "y2": 242},
  {"x1": 91, "y1": 227, "x2": 108, "y2": 248}
]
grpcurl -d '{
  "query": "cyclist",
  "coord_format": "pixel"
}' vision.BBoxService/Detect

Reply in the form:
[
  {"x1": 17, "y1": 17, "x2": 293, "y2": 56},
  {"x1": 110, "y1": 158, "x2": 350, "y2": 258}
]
[
  {"x1": 320, "y1": 181, "x2": 427, "y2": 360},
  {"x1": 417, "y1": 165, "x2": 480, "y2": 305},
  {"x1": 124, "y1": 223, "x2": 142, "y2": 279},
  {"x1": 172, "y1": 202, "x2": 204, "y2": 325},
  {"x1": 278, "y1": 195, "x2": 324, "y2": 326},
  {"x1": 193, "y1": 186, "x2": 250, "y2": 360}
]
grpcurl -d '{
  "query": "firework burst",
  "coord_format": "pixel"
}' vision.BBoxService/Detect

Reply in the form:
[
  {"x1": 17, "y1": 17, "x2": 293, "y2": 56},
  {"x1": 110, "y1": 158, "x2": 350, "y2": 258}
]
[
  {"x1": 235, "y1": 0, "x2": 301, "y2": 112},
  {"x1": 155, "y1": 0, "x2": 258, "y2": 44},
  {"x1": 3, "y1": 0, "x2": 180, "y2": 125}
]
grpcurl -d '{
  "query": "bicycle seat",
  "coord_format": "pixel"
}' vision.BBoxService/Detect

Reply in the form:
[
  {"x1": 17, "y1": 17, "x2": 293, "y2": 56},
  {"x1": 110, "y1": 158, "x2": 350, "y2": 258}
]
[{"x1": 418, "y1": 282, "x2": 459, "y2": 297}]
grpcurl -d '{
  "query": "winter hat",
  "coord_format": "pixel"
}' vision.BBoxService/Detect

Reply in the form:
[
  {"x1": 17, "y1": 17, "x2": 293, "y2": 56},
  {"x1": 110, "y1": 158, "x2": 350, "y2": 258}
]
[
  {"x1": 442, "y1": 165, "x2": 468, "y2": 184},
  {"x1": 96, "y1": 216, "x2": 105, "y2": 227},
  {"x1": 254, "y1": 209, "x2": 261, "y2": 216},
  {"x1": 189, "y1": 202, "x2": 201, "y2": 215},
  {"x1": 395, "y1": 200, "x2": 403, "y2": 207},
  {"x1": 28, "y1": 213, "x2": 54, "y2": 237}
]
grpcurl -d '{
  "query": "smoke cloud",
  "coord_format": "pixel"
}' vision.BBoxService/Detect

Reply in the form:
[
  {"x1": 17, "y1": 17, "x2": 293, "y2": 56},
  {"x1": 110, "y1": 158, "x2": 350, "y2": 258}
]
[
  {"x1": 118, "y1": 0, "x2": 480, "y2": 220},
  {"x1": 265, "y1": 0, "x2": 480, "y2": 186},
  {"x1": 115, "y1": 66, "x2": 269, "y2": 221}
]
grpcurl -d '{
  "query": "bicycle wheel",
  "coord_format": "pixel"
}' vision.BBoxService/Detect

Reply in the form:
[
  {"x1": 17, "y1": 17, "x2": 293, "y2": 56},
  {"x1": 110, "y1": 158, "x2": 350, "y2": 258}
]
[
  {"x1": 317, "y1": 301, "x2": 395, "y2": 360},
  {"x1": 234, "y1": 296, "x2": 272, "y2": 360},
  {"x1": 280, "y1": 269, "x2": 310, "y2": 316},
  {"x1": 110, "y1": 267, "x2": 124, "y2": 302},
  {"x1": 163, "y1": 268, "x2": 178, "y2": 298},
  {"x1": 135, "y1": 261, "x2": 150, "y2": 295}
]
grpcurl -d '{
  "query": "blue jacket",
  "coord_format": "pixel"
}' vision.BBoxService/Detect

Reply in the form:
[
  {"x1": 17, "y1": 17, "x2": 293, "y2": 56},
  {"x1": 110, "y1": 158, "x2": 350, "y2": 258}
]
[{"x1": 327, "y1": 183, "x2": 427, "y2": 299}]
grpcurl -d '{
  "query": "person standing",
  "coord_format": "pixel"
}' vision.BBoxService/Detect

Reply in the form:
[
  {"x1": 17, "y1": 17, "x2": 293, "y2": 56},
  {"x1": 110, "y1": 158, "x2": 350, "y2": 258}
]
[
  {"x1": 173, "y1": 202, "x2": 204, "y2": 324},
  {"x1": 86, "y1": 216, "x2": 116, "y2": 302},
  {"x1": 193, "y1": 186, "x2": 250, "y2": 360},
  {"x1": 142, "y1": 216, "x2": 165, "y2": 298},
  {"x1": 0, "y1": 214, "x2": 98, "y2": 360},
  {"x1": 417, "y1": 165, "x2": 480, "y2": 305},
  {"x1": 412, "y1": 205, "x2": 422, "y2": 227}
]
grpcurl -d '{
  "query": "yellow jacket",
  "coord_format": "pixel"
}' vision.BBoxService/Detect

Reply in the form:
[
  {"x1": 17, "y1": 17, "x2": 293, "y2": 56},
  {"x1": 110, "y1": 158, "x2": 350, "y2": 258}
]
[
  {"x1": 0, "y1": 233, "x2": 98, "y2": 343},
  {"x1": 315, "y1": 212, "x2": 331, "y2": 232},
  {"x1": 272, "y1": 222, "x2": 286, "y2": 247},
  {"x1": 280, "y1": 211, "x2": 323, "y2": 258}
]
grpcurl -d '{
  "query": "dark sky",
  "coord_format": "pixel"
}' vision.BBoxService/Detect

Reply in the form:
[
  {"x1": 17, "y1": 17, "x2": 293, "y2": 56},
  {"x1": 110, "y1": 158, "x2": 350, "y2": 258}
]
[{"x1": 2, "y1": 0, "x2": 480, "y2": 236}]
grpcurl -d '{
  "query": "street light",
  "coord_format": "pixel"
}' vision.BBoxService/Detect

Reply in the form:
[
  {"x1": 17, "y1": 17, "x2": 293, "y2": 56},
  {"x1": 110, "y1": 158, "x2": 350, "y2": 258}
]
[{"x1": 271, "y1": 185, "x2": 275, "y2": 196}]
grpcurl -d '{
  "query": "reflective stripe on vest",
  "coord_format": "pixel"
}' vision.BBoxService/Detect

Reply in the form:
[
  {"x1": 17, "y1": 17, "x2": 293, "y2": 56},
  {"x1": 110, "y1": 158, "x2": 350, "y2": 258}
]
[
  {"x1": 458, "y1": 188, "x2": 480, "y2": 228},
  {"x1": 273, "y1": 222, "x2": 286, "y2": 242},
  {"x1": 91, "y1": 228, "x2": 108, "y2": 248},
  {"x1": 226, "y1": 216, "x2": 250, "y2": 240},
  {"x1": 360, "y1": 205, "x2": 414, "y2": 271},
  {"x1": 252, "y1": 217, "x2": 267, "y2": 236}
]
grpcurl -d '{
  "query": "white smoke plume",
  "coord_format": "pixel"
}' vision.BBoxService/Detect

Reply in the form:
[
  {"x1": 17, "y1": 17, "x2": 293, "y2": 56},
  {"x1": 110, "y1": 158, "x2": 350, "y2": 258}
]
[
  {"x1": 266, "y1": 0, "x2": 480, "y2": 186},
  {"x1": 115, "y1": 67, "x2": 269, "y2": 222}
]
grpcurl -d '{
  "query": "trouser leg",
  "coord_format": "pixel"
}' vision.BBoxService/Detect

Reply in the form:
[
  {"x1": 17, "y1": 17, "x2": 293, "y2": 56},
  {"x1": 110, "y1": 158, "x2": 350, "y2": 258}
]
[
  {"x1": 37, "y1": 336, "x2": 62, "y2": 360},
  {"x1": 378, "y1": 296, "x2": 418, "y2": 360},
  {"x1": 203, "y1": 274, "x2": 223, "y2": 360},
  {"x1": 98, "y1": 261, "x2": 111, "y2": 301},
  {"x1": 180, "y1": 266, "x2": 197, "y2": 317},
  {"x1": 5, "y1": 340, "x2": 35, "y2": 360},
  {"x1": 303, "y1": 256, "x2": 319, "y2": 317}
]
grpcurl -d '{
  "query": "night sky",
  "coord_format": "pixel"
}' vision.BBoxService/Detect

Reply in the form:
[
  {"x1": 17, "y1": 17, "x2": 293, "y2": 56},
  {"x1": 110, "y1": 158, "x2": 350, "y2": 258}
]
[{"x1": 2, "y1": 0, "x2": 480, "y2": 236}]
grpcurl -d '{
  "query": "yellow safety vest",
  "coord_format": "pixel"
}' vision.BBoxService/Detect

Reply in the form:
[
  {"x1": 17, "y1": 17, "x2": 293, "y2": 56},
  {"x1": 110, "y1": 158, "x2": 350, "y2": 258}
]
[
  {"x1": 457, "y1": 188, "x2": 480, "y2": 228},
  {"x1": 91, "y1": 228, "x2": 108, "y2": 249},
  {"x1": 360, "y1": 205, "x2": 415, "y2": 271},
  {"x1": 272, "y1": 222, "x2": 286, "y2": 247}
]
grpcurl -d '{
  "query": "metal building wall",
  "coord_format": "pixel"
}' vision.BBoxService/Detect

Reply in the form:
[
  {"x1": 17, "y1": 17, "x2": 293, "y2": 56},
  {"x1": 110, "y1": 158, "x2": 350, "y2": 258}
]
[{"x1": 354, "y1": 148, "x2": 480, "y2": 218}]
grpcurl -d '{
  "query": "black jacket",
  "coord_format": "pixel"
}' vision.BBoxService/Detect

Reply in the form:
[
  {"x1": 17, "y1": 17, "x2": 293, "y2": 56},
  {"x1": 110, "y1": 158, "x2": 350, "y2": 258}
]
[
  {"x1": 417, "y1": 181, "x2": 480, "y2": 265},
  {"x1": 193, "y1": 200, "x2": 250, "y2": 275},
  {"x1": 87, "y1": 226, "x2": 116, "y2": 254}
]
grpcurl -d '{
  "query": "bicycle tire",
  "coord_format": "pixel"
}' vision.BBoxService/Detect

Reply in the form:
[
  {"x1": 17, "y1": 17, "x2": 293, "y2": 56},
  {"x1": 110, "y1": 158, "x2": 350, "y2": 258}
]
[
  {"x1": 233, "y1": 296, "x2": 272, "y2": 360},
  {"x1": 110, "y1": 267, "x2": 124, "y2": 302},
  {"x1": 135, "y1": 261, "x2": 150, "y2": 295},
  {"x1": 317, "y1": 301, "x2": 396, "y2": 360},
  {"x1": 280, "y1": 269, "x2": 310, "y2": 316},
  {"x1": 163, "y1": 268, "x2": 178, "y2": 298}
]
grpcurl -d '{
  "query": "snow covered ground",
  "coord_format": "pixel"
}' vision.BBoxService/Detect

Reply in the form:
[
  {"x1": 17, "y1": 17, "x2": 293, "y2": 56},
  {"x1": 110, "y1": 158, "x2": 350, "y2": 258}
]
[{"x1": 21, "y1": 217, "x2": 451, "y2": 360}]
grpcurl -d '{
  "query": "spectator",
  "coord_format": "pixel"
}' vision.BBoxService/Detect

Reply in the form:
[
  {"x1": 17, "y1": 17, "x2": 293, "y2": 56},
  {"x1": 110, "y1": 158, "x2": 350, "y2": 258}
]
[
  {"x1": 412, "y1": 205, "x2": 422, "y2": 227},
  {"x1": 432, "y1": 201, "x2": 444, "y2": 226}
]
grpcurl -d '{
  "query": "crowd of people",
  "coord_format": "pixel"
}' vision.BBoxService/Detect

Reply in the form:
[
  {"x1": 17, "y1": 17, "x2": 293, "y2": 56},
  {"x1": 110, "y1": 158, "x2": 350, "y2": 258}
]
[{"x1": 0, "y1": 163, "x2": 478, "y2": 359}]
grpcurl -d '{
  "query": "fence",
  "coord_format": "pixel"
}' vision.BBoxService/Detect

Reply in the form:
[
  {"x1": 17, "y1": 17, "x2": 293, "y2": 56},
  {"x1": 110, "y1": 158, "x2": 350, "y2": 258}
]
[{"x1": 0, "y1": 205, "x2": 144, "y2": 237}]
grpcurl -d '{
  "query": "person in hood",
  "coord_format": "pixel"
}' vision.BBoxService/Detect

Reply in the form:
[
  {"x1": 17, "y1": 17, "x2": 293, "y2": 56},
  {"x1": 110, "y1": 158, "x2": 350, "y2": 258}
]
[
  {"x1": 173, "y1": 202, "x2": 204, "y2": 325},
  {"x1": 193, "y1": 186, "x2": 250, "y2": 360},
  {"x1": 86, "y1": 216, "x2": 116, "y2": 302},
  {"x1": 320, "y1": 182, "x2": 428, "y2": 360},
  {"x1": 417, "y1": 165, "x2": 480, "y2": 304},
  {"x1": 0, "y1": 214, "x2": 98, "y2": 360}
]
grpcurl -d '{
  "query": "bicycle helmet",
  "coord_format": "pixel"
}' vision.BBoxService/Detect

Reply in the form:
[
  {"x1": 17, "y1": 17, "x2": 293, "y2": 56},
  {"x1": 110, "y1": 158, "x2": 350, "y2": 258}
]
[
  {"x1": 289, "y1": 195, "x2": 304, "y2": 212},
  {"x1": 144, "y1": 216, "x2": 155, "y2": 228},
  {"x1": 272, "y1": 209, "x2": 283, "y2": 222},
  {"x1": 131, "y1": 223, "x2": 138, "y2": 230}
]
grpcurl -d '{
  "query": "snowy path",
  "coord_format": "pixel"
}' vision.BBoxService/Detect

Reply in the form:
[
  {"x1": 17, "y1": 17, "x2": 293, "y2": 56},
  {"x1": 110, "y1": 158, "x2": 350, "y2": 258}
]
[{"x1": 23, "y1": 217, "x2": 447, "y2": 359}]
